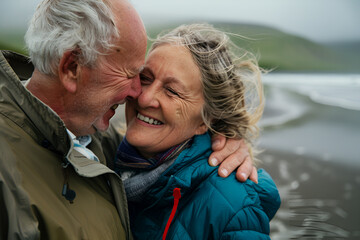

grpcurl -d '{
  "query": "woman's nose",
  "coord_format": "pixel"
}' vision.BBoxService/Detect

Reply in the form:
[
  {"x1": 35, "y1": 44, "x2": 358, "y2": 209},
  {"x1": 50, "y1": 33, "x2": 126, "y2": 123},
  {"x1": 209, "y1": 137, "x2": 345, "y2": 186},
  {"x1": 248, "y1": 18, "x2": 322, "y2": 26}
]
[{"x1": 138, "y1": 83, "x2": 160, "y2": 109}]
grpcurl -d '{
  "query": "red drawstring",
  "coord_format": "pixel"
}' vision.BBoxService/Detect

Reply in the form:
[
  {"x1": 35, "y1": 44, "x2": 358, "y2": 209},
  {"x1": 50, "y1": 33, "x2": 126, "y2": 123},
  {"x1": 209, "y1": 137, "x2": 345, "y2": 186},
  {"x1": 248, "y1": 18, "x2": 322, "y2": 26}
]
[{"x1": 162, "y1": 188, "x2": 181, "y2": 240}]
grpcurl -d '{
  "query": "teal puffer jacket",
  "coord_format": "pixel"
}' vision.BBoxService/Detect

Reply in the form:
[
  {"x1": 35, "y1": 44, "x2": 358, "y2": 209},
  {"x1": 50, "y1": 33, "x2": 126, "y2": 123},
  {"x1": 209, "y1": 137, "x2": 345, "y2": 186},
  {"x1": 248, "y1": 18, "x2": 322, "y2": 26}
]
[{"x1": 128, "y1": 133, "x2": 281, "y2": 239}]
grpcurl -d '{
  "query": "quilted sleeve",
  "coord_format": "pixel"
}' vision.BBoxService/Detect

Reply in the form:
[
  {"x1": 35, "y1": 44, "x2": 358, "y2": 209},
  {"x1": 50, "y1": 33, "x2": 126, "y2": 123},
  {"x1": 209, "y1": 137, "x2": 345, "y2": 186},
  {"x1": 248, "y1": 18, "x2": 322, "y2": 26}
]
[
  {"x1": 218, "y1": 169, "x2": 280, "y2": 239},
  {"x1": 220, "y1": 205, "x2": 272, "y2": 239}
]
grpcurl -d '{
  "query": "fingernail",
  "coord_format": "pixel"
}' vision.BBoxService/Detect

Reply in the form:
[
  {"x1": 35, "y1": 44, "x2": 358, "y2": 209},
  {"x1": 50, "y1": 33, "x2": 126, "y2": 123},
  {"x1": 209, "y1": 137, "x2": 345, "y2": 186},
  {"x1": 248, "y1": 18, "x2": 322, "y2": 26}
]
[
  {"x1": 221, "y1": 168, "x2": 229, "y2": 177},
  {"x1": 241, "y1": 173, "x2": 247, "y2": 180},
  {"x1": 210, "y1": 158, "x2": 218, "y2": 166},
  {"x1": 212, "y1": 140, "x2": 220, "y2": 149}
]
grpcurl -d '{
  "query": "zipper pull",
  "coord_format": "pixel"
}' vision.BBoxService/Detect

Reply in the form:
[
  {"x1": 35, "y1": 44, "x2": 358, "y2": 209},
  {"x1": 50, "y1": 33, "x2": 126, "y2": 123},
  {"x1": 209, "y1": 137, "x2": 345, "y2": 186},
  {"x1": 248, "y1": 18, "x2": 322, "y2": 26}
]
[
  {"x1": 62, "y1": 159, "x2": 76, "y2": 203},
  {"x1": 62, "y1": 183, "x2": 76, "y2": 203},
  {"x1": 162, "y1": 188, "x2": 181, "y2": 240}
]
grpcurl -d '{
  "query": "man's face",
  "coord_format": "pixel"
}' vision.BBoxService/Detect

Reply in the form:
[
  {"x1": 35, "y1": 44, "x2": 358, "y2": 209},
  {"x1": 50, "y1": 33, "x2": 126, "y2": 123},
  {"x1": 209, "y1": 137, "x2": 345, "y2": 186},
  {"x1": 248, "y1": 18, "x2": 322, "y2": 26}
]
[
  {"x1": 63, "y1": 0, "x2": 147, "y2": 136},
  {"x1": 72, "y1": 35, "x2": 147, "y2": 135}
]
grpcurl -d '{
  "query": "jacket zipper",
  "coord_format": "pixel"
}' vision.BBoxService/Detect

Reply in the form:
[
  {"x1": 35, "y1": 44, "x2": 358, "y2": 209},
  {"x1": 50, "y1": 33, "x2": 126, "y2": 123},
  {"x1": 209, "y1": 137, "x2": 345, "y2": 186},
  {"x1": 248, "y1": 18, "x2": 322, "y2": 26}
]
[
  {"x1": 61, "y1": 158, "x2": 76, "y2": 203},
  {"x1": 162, "y1": 188, "x2": 181, "y2": 240}
]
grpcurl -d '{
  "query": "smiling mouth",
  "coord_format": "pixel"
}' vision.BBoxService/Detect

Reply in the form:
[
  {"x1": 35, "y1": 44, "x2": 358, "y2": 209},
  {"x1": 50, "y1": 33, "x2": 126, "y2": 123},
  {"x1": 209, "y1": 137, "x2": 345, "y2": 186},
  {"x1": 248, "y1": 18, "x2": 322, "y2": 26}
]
[{"x1": 137, "y1": 112, "x2": 163, "y2": 125}]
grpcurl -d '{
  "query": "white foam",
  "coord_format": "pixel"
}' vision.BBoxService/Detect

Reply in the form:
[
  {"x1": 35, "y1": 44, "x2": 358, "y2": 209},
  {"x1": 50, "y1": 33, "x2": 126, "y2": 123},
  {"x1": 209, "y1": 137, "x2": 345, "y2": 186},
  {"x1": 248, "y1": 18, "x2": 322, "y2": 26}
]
[{"x1": 263, "y1": 73, "x2": 360, "y2": 111}]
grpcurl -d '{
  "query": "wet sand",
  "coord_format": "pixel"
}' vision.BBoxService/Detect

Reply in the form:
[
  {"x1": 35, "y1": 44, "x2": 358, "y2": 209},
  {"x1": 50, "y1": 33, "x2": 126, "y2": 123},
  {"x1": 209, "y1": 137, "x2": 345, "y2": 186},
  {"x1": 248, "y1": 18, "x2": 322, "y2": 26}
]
[{"x1": 258, "y1": 149, "x2": 360, "y2": 239}]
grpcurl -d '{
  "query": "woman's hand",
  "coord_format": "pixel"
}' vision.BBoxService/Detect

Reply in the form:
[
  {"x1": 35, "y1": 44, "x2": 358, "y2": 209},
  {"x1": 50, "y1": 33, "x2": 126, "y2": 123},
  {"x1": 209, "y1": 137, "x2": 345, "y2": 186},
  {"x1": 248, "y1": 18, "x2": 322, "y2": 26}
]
[{"x1": 209, "y1": 135, "x2": 258, "y2": 183}]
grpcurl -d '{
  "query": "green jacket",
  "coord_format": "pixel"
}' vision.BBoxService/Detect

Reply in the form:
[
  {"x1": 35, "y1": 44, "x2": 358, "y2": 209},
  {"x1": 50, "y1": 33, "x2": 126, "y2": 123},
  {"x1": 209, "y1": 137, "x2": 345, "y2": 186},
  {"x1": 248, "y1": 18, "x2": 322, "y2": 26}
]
[{"x1": 0, "y1": 50, "x2": 132, "y2": 239}]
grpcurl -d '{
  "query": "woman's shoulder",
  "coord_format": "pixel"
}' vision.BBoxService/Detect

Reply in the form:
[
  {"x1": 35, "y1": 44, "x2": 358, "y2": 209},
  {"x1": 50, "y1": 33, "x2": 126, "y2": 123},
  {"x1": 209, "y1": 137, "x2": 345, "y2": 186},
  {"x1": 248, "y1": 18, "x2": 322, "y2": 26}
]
[
  {"x1": 175, "y1": 168, "x2": 280, "y2": 238},
  {"x1": 202, "y1": 168, "x2": 281, "y2": 220}
]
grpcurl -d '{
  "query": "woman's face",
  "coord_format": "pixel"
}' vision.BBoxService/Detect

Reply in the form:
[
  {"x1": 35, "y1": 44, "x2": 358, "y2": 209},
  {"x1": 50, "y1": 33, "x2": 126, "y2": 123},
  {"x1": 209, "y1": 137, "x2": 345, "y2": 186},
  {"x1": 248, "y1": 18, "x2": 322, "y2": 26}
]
[{"x1": 125, "y1": 44, "x2": 207, "y2": 158}]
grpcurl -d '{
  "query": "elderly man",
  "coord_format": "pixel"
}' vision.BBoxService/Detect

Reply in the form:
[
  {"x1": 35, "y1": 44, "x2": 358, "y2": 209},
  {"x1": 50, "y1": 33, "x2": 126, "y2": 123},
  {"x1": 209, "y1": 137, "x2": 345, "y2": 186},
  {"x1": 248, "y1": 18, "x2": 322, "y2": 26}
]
[{"x1": 0, "y1": 0, "x2": 256, "y2": 239}]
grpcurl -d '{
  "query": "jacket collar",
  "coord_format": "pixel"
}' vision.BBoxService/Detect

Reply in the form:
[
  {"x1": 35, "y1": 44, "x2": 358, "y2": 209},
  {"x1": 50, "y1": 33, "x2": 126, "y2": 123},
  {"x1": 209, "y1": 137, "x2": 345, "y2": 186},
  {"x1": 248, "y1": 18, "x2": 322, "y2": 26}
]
[
  {"x1": 140, "y1": 133, "x2": 213, "y2": 208},
  {"x1": 0, "y1": 50, "x2": 71, "y2": 156}
]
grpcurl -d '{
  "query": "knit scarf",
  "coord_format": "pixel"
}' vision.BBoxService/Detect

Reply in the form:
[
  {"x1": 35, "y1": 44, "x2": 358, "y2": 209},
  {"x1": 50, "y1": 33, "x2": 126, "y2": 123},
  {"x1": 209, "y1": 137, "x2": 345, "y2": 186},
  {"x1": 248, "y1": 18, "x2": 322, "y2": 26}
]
[
  {"x1": 115, "y1": 136, "x2": 192, "y2": 170},
  {"x1": 114, "y1": 137, "x2": 192, "y2": 202}
]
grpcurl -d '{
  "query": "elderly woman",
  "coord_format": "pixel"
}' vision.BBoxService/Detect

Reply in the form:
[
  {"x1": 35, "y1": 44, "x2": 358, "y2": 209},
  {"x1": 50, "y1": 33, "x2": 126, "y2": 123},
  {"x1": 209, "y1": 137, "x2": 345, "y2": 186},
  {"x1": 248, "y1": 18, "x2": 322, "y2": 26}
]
[{"x1": 115, "y1": 23, "x2": 280, "y2": 239}]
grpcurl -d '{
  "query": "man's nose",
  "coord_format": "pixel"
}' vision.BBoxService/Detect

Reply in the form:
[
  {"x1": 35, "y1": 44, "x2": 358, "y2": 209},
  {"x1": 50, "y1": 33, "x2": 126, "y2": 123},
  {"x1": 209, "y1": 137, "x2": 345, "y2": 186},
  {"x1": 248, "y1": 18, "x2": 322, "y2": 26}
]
[{"x1": 126, "y1": 75, "x2": 142, "y2": 100}]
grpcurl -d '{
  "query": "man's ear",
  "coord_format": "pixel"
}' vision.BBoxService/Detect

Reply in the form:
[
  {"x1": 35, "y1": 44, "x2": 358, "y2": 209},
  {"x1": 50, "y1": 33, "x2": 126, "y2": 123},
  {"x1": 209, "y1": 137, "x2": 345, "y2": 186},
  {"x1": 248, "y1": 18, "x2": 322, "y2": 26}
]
[
  {"x1": 195, "y1": 122, "x2": 208, "y2": 135},
  {"x1": 58, "y1": 50, "x2": 80, "y2": 93}
]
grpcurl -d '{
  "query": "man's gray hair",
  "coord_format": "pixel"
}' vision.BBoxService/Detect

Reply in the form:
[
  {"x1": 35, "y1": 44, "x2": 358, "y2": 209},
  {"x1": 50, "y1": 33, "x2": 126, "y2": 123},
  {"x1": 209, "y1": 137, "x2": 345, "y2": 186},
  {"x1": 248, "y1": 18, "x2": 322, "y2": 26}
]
[{"x1": 25, "y1": 0, "x2": 119, "y2": 76}]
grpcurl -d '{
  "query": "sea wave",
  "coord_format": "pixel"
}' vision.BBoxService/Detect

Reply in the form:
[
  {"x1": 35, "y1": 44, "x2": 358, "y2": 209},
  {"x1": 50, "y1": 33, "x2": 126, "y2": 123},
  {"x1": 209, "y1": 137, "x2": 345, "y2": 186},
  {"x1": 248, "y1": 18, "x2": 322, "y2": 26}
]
[
  {"x1": 259, "y1": 86, "x2": 309, "y2": 128},
  {"x1": 262, "y1": 73, "x2": 360, "y2": 111}
]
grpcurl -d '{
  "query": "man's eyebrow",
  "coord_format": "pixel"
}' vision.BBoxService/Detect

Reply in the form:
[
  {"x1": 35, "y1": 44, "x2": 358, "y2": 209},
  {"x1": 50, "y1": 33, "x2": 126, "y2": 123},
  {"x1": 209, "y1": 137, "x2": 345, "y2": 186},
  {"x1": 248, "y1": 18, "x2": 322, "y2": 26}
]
[
  {"x1": 127, "y1": 66, "x2": 144, "y2": 78},
  {"x1": 137, "y1": 65, "x2": 145, "y2": 73}
]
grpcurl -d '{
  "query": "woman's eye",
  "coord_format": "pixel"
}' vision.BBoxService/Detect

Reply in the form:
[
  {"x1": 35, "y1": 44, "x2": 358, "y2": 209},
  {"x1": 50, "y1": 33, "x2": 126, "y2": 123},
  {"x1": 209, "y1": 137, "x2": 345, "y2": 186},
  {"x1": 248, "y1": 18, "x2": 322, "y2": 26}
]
[
  {"x1": 140, "y1": 73, "x2": 152, "y2": 84},
  {"x1": 166, "y1": 87, "x2": 180, "y2": 97}
]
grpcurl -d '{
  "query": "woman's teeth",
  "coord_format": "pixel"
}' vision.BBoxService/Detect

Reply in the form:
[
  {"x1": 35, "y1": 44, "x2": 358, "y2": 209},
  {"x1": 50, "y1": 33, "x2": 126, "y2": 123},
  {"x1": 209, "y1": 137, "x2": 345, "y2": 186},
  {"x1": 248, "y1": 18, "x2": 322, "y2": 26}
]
[{"x1": 137, "y1": 113, "x2": 163, "y2": 125}]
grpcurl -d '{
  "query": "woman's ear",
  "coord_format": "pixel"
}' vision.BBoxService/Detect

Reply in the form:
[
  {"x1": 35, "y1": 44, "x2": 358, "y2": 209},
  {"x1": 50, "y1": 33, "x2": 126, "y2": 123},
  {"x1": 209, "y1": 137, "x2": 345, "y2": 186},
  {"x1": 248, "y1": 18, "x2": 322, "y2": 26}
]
[
  {"x1": 195, "y1": 122, "x2": 208, "y2": 135},
  {"x1": 58, "y1": 50, "x2": 80, "y2": 93}
]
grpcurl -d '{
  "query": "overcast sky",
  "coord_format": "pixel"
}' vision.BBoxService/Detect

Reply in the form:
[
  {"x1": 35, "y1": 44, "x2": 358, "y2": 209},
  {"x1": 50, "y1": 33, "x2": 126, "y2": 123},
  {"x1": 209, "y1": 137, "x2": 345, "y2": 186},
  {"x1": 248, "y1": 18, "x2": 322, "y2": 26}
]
[{"x1": 1, "y1": 0, "x2": 359, "y2": 43}]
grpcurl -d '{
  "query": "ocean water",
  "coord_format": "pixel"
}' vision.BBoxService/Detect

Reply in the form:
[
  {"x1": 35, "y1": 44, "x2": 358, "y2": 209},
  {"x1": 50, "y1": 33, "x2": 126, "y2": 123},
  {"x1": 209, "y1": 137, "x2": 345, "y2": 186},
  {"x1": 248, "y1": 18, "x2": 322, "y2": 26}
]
[
  {"x1": 262, "y1": 73, "x2": 360, "y2": 111},
  {"x1": 258, "y1": 73, "x2": 360, "y2": 167}
]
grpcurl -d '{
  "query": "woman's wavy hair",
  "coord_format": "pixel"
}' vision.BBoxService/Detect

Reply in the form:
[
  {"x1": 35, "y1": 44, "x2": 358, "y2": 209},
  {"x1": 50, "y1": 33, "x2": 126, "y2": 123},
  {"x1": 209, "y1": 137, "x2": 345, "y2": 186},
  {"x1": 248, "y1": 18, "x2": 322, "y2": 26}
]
[
  {"x1": 25, "y1": 0, "x2": 119, "y2": 76},
  {"x1": 150, "y1": 23, "x2": 265, "y2": 158}
]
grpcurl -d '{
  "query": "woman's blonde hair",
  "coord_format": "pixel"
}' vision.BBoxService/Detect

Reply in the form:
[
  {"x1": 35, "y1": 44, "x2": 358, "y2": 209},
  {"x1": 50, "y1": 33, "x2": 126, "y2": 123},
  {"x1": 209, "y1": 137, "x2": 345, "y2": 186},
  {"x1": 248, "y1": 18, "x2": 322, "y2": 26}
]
[{"x1": 150, "y1": 23, "x2": 265, "y2": 158}]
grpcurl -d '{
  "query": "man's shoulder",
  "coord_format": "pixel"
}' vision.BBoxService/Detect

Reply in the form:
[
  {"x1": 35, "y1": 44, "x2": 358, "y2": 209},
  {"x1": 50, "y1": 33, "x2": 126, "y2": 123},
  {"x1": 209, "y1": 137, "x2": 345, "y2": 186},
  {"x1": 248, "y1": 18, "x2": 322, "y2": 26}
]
[
  {"x1": 0, "y1": 115, "x2": 23, "y2": 142},
  {"x1": 1, "y1": 50, "x2": 34, "y2": 81}
]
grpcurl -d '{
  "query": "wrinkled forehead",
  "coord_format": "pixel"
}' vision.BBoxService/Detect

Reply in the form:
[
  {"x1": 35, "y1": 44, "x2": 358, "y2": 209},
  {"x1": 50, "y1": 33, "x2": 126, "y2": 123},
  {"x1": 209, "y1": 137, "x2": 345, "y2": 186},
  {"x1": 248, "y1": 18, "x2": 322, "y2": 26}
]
[{"x1": 147, "y1": 44, "x2": 202, "y2": 84}]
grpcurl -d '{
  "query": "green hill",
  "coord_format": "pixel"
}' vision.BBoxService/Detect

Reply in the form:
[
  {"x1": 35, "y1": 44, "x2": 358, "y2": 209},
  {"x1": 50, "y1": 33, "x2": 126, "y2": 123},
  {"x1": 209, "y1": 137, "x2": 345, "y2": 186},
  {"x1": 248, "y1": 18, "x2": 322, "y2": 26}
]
[
  {"x1": 146, "y1": 22, "x2": 360, "y2": 73},
  {"x1": 1, "y1": 22, "x2": 359, "y2": 72},
  {"x1": 0, "y1": 30, "x2": 28, "y2": 54}
]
